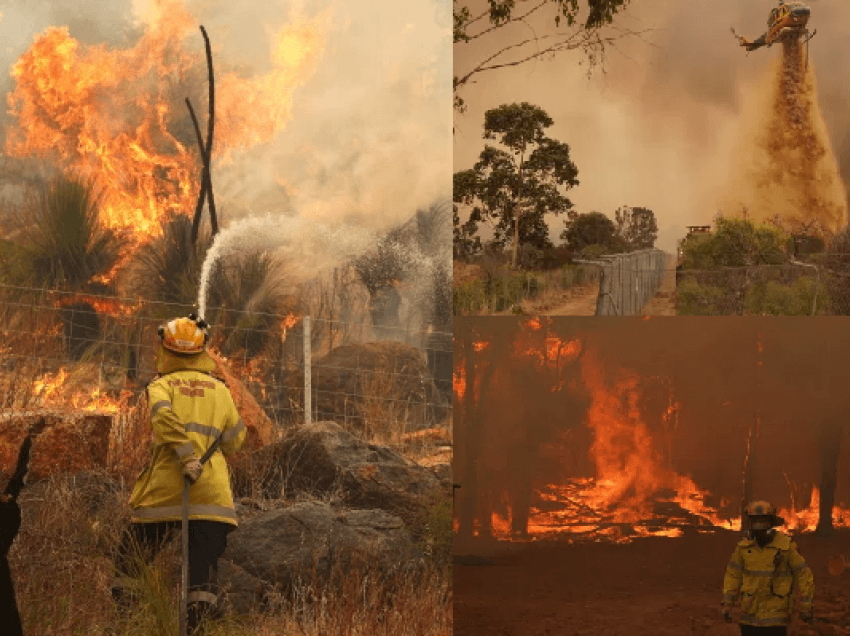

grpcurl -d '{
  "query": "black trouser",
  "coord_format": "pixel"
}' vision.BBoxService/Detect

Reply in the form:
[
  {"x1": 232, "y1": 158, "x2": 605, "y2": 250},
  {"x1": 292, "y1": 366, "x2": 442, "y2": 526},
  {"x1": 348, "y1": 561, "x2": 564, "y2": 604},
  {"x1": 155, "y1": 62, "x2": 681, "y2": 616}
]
[
  {"x1": 740, "y1": 624, "x2": 787, "y2": 635},
  {"x1": 0, "y1": 498, "x2": 23, "y2": 636},
  {"x1": 0, "y1": 558, "x2": 23, "y2": 636},
  {"x1": 113, "y1": 520, "x2": 232, "y2": 631}
]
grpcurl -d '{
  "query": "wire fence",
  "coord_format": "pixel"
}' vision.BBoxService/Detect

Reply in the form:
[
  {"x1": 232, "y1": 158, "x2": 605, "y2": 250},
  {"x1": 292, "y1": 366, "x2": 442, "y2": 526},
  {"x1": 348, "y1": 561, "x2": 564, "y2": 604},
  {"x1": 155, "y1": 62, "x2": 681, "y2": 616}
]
[
  {"x1": 452, "y1": 265, "x2": 600, "y2": 315},
  {"x1": 576, "y1": 249, "x2": 669, "y2": 316},
  {"x1": 672, "y1": 261, "x2": 850, "y2": 315},
  {"x1": 0, "y1": 284, "x2": 452, "y2": 440}
]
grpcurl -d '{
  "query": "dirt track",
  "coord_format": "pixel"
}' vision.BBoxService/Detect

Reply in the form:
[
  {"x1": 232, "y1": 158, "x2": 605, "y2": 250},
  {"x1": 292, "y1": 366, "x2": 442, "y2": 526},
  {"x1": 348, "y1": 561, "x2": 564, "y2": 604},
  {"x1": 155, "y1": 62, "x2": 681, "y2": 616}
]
[
  {"x1": 455, "y1": 530, "x2": 850, "y2": 636},
  {"x1": 640, "y1": 255, "x2": 677, "y2": 316}
]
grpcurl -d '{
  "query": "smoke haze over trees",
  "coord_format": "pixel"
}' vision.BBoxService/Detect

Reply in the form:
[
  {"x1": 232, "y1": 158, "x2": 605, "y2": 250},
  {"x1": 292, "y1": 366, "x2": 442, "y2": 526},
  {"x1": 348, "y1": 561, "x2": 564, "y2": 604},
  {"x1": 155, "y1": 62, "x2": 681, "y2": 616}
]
[{"x1": 454, "y1": 0, "x2": 850, "y2": 253}]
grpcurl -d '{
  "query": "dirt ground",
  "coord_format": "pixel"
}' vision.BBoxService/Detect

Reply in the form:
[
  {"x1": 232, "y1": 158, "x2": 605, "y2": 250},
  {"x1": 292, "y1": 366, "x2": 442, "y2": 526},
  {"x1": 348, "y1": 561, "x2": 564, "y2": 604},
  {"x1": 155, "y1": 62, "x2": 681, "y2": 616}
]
[
  {"x1": 454, "y1": 530, "x2": 850, "y2": 636},
  {"x1": 641, "y1": 255, "x2": 677, "y2": 316}
]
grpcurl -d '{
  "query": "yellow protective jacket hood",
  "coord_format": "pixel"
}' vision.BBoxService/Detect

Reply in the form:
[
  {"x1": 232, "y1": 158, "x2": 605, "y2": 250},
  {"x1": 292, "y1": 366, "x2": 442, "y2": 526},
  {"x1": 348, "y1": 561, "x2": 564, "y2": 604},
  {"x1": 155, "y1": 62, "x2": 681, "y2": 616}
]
[
  {"x1": 129, "y1": 368, "x2": 247, "y2": 526},
  {"x1": 722, "y1": 530, "x2": 814, "y2": 627},
  {"x1": 155, "y1": 345, "x2": 217, "y2": 375}
]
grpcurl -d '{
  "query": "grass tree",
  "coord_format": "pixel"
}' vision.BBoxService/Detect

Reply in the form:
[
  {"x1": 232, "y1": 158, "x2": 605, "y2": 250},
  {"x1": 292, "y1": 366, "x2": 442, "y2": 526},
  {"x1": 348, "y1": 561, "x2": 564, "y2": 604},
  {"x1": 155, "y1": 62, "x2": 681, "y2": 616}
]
[
  {"x1": 4, "y1": 173, "x2": 124, "y2": 291},
  {"x1": 128, "y1": 212, "x2": 209, "y2": 312},
  {"x1": 0, "y1": 173, "x2": 125, "y2": 359},
  {"x1": 205, "y1": 251, "x2": 292, "y2": 360}
]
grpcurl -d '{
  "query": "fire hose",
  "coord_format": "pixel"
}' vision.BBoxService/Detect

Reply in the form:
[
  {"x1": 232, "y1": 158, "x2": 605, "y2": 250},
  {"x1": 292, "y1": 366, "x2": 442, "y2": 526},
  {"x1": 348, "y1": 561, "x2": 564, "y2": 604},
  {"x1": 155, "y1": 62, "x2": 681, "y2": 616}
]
[{"x1": 179, "y1": 433, "x2": 223, "y2": 636}]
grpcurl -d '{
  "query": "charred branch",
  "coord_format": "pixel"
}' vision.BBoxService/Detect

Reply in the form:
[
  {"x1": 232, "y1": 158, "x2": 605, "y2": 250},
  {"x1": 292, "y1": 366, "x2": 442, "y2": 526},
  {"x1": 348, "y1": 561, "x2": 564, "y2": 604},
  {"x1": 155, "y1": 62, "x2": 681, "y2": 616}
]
[{"x1": 189, "y1": 25, "x2": 217, "y2": 243}]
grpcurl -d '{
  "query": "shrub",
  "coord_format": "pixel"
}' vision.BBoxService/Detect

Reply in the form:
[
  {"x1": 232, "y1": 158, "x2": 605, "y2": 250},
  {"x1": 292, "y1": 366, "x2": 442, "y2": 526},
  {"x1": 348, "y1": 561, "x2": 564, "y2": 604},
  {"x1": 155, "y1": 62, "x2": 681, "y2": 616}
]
[{"x1": 676, "y1": 277, "x2": 729, "y2": 315}]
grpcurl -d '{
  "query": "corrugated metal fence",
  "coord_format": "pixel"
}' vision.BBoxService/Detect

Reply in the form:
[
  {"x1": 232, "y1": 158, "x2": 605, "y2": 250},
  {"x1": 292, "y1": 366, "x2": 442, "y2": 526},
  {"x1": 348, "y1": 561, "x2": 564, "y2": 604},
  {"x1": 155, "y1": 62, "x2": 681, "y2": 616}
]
[{"x1": 579, "y1": 249, "x2": 668, "y2": 316}]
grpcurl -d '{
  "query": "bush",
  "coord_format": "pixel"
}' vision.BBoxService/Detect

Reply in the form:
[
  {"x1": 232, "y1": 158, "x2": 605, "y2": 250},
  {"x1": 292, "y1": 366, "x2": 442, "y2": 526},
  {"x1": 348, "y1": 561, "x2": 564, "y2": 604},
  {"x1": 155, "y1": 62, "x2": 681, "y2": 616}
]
[
  {"x1": 518, "y1": 243, "x2": 543, "y2": 270},
  {"x1": 824, "y1": 226, "x2": 850, "y2": 314},
  {"x1": 676, "y1": 277, "x2": 729, "y2": 315},
  {"x1": 580, "y1": 243, "x2": 608, "y2": 258},
  {"x1": 744, "y1": 277, "x2": 824, "y2": 315},
  {"x1": 540, "y1": 244, "x2": 574, "y2": 270},
  {"x1": 680, "y1": 217, "x2": 788, "y2": 269},
  {"x1": 787, "y1": 234, "x2": 825, "y2": 257}
]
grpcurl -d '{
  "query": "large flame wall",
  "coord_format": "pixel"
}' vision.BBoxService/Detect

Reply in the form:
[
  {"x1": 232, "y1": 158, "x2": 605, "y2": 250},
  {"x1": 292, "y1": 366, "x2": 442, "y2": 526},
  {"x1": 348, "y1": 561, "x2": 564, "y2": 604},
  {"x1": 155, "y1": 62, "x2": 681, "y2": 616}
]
[{"x1": 454, "y1": 318, "x2": 850, "y2": 545}]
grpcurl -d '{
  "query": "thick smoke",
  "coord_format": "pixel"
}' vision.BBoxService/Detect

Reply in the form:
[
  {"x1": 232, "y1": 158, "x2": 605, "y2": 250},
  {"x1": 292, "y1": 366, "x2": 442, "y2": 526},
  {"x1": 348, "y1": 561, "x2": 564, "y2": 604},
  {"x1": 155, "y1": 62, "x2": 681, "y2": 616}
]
[
  {"x1": 720, "y1": 39, "x2": 847, "y2": 232},
  {"x1": 454, "y1": 0, "x2": 850, "y2": 252}
]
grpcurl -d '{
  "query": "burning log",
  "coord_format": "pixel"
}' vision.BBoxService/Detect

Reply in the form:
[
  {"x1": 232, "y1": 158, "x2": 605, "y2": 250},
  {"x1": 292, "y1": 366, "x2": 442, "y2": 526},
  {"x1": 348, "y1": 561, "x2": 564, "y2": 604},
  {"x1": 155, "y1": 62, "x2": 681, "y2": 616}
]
[{"x1": 189, "y1": 25, "x2": 217, "y2": 243}]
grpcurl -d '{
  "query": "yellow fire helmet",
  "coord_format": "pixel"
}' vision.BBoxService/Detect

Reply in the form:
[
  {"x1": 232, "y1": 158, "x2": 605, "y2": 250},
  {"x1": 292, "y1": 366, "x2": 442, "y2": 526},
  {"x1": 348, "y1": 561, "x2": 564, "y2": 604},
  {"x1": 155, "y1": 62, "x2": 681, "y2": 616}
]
[
  {"x1": 745, "y1": 500, "x2": 784, "y2": 530},
  {"x1": 158, "y1": 314, "x2": 209, "y2": 354}
]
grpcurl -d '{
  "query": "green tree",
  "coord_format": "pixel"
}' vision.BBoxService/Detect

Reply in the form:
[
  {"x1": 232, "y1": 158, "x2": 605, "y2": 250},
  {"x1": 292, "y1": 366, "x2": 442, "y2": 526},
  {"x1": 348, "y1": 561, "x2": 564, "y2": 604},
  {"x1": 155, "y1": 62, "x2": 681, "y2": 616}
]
[
  {"x1": 680, "y1": 216, "x2": 787, "y2": 269},
  {"x1": 561, "y1": 211, "x2": 627, "y2": 254},
  {"x1": 614, "y1": 205, "x2": 657, "y2": 249},
  {"x1": 453, "y1": 203, "x2": 481, "y2": 260},
  {"x1": 454, "y1": 0, "x2": 637, "y2": 112},
  {"x1": 453, "y1": 102, "x2": 578, "y2": 269}
]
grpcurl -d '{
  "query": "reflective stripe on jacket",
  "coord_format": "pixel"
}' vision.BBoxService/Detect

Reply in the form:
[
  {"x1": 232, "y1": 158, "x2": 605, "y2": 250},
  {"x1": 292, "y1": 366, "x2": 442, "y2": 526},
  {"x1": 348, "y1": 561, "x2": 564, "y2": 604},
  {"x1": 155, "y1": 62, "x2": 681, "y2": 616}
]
[
  {"x1": 129, "y1": 370, "x2": 247, "y2": 526},
  {"x1": 722, "y1": 531, "x2": 814, "y2": 626}
]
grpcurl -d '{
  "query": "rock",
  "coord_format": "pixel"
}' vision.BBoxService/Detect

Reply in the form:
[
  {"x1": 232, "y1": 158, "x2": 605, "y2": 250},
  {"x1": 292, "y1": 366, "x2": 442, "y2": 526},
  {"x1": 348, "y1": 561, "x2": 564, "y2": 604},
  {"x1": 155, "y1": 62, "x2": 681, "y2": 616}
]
[
  {"x1": 246, "y1": 421, "x2": 443, "y2": 519},
  {"x1": 208, "y1": 350, "x2": 277, "y2": 450},
  {"x1": 294, "y1": 341, "x2": 448, "y2": 433},
  {"x1": 222, "y1": 501, "x2": 420, "y2": 593},
  {"x1": 217, "y1": 559, "x2": 266, "y2": 615},
  {"x1": 0, "y1": 411, "x2": 112, "y2": 480}
]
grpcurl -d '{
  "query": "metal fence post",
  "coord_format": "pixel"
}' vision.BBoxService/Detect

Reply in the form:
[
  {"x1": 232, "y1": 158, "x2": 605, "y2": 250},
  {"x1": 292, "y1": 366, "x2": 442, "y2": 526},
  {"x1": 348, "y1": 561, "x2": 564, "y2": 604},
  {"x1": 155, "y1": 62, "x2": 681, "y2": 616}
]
[{"x1": 303, "y1": 315, "x2": 311, "y2": 424}]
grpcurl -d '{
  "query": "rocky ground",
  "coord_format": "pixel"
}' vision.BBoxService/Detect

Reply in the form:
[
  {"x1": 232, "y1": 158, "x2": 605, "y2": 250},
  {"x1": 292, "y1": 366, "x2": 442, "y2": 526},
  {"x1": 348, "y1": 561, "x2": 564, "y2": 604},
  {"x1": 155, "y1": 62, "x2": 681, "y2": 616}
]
[
  {"x1": 455, "y1": 530, "x2": 850, "y2": 636},
  {"x1": 0, "y1": 414, "x2": 451, "y2": 634}
]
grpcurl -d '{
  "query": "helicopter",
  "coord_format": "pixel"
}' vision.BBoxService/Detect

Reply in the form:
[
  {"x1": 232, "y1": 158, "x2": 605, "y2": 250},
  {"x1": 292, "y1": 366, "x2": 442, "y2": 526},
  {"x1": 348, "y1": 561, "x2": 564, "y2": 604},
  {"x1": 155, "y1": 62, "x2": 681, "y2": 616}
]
[{"x1": 731, "y1": 1, "x2": 816, "y2": 60}]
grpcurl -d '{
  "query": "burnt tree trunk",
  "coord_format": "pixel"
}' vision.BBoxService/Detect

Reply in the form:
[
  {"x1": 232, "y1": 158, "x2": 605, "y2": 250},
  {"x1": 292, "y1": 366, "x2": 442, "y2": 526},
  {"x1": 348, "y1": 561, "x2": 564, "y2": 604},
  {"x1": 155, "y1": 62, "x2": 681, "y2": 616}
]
[
  {"x1": 815, "y1": 422, "x2": 843, "y2": 536},
  {"x1": 458, "y1": 330, "x2": 477, "y2": 542},
  {"x1": 510, "y1": 469, "x2": 531, "y2": 537}
]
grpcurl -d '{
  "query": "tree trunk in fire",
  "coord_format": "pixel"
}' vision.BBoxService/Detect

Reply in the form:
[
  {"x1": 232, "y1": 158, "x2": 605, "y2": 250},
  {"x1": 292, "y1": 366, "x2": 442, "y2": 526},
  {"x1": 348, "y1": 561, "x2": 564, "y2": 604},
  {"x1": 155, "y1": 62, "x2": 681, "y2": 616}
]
[
  {"x1": 815, "y1": 422, "x2": 843, "y2": 535},
  {"x1": 511, "y1": 476, "x2": 531, "y2": 537},
  {"x1": 741, "y1": 424, "x2": 754, "y2": 535},
  {"x1": 458, "y1": 334, "x2": 475, "y2": 541}
]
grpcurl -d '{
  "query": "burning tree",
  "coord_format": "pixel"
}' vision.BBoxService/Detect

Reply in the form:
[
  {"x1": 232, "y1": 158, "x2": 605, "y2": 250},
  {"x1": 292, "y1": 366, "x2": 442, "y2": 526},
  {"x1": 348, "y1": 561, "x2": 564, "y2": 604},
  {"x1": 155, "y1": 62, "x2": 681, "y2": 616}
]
[{"x1": 455, "y1": 319, "x2": 850, "y2": 546}]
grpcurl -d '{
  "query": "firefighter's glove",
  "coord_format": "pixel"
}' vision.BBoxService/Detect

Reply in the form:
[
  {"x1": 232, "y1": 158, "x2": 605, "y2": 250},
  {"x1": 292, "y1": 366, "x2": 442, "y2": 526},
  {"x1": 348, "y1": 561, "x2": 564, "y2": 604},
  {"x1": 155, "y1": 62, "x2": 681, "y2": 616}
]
[
  {"x1": 183, "y1": 458, "x2": 203, "y2": 485},
  {"x1": 721, "y1": 606, "x2": 732, "y2": 623},
  {"x1": 800, "y1": 607, "x2": 814, "y2": 624},
  {"x1": 0, "y1": 495, "x2": 21, "y2": 557}
]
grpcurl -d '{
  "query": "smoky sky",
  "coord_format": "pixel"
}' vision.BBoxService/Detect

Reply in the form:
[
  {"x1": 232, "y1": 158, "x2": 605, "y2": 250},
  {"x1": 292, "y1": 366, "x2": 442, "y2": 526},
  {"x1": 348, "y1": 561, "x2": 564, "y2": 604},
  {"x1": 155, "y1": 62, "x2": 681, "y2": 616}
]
[
  {"x1": 455, "y1": 317, "x2": 850, "y2": 519},
  {"x1": 0, "y1": 0, "x2": 451, "y2": 231},
  {"x1": 454, "y1": 0, "x2": 850, "y2": 252}
]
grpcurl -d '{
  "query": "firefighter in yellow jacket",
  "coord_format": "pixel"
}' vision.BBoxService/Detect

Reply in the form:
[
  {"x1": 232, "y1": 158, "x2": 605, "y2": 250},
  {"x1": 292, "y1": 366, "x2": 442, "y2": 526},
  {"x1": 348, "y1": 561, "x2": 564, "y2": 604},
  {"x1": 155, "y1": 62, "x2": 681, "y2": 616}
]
[
  {"x1": 722, "y1": 501, "x2": 814, "y2": 635},
  {"x1": 112, "y1": 314, "x2": 246, "y2": 634}
]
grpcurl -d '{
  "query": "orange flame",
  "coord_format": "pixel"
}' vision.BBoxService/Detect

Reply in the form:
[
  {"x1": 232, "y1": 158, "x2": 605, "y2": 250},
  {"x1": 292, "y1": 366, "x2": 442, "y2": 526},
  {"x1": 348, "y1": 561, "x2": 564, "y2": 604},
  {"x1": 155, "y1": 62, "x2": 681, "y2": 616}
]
[
  {"x1": 33, "y1": 368, "x2": 130, "y2": 413},
  {"x1": 453, "y1": 367, "x2": 466, "y2": 401},
  {"x1": 5, "y1": 0, "x2": 328, "y2": 255},
  {"x1": 280, "y1": 313, "x2": 302, "y2": 343}
]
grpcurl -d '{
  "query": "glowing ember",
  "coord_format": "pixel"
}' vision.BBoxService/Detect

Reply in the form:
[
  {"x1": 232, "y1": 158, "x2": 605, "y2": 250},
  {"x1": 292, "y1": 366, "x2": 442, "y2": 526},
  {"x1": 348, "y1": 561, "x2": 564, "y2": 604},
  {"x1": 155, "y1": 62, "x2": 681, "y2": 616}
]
[
  {"x1": 524, "y1": 318, "x2": 542, "y2": 331},
  {"x1": 472, "y1": 341, "x2": 489, "y2": 352},
  {"x1": 280, "y1": 313, "x2": 302, "y2": 343},
  {"x1": 5, "y1": 0, "x2": 328, "y2": 256},
  {"x1": 55, "y1": 294, "x2": 142, "y2": 317},
  {"x1": 453, "y1": 367, "x2": 466, "y2": 401}
]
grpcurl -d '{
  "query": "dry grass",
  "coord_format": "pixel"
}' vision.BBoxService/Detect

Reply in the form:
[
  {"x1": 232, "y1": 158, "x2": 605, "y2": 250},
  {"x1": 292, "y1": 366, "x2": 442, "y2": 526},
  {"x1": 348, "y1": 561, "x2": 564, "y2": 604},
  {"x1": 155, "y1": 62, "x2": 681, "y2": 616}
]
[
  {"x1": 8, "y1": 471, "x2": 452, "y2": 636},
  {"x1": 0, "y1": 294, "x2": 452, "y2": 635}
]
